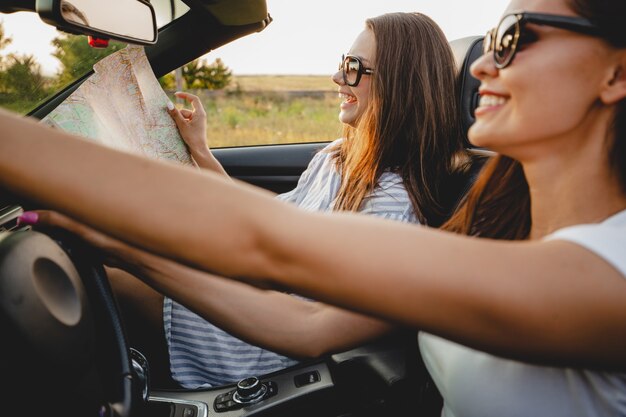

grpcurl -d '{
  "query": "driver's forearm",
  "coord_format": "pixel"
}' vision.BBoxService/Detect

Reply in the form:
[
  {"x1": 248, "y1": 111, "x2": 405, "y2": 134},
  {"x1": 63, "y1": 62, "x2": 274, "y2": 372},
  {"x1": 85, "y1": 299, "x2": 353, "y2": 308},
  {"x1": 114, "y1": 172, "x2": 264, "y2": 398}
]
[{"x1": 124, "y1": 250, "x2": 392, "y2": 359}]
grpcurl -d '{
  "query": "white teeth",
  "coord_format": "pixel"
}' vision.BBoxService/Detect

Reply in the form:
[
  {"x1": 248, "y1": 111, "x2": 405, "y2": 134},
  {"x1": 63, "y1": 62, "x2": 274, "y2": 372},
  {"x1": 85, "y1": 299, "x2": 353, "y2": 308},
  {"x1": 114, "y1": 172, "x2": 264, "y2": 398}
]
[
  {"x1": 479, "y1": 95, "x2": 508, "y2": 107},
  {"x1": 339, "y1": 93, "x2": 356, "y2": 102}
]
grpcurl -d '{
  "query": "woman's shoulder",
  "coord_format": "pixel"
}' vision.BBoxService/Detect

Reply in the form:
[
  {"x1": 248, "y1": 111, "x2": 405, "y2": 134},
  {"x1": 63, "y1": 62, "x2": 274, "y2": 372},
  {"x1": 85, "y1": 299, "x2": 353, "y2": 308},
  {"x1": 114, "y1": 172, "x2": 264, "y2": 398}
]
[
  {"x1": 306, "y1": 138, "x2": 343, "y2": 166},
  {"x1": 359, "y1": 171, "x2": 418, "y2": 223},
  {"x1": 376, "y1": 170, "x2": 405, "y2": 190},
  {"x1": 275, "y1": 139, "x2": 343, "y2": 205},
  {"x1": 325, "y1": 138, "x2": 344, "y2": 148},
  {"x1": 317, "y1": 138, "x2": 343, "y2": 157},
  {"x1": 547, "y1": 208, "x2": 626, "y2": 240},
  {"x1": 545, "y1": 208, "x2": 626, "y2": 277}
]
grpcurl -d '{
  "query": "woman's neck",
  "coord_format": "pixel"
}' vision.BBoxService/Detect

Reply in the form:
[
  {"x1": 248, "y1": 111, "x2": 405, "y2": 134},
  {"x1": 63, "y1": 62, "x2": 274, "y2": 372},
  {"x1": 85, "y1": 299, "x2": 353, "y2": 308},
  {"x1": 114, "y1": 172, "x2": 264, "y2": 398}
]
[
  {"x1": 509, "y1": 105, "x2": 626, "y2": 239},
  {"x1": 524, "y1": 154, "x2": 626, "y2": 240}
]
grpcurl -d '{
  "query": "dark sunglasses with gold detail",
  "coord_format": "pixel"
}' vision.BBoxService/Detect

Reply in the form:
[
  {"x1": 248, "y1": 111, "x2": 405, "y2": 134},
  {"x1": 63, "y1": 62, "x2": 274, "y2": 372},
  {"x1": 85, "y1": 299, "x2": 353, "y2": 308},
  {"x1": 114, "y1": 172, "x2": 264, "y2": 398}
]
[{"x1": 484, "y1": 12, "x2": 601, "y2": 69}]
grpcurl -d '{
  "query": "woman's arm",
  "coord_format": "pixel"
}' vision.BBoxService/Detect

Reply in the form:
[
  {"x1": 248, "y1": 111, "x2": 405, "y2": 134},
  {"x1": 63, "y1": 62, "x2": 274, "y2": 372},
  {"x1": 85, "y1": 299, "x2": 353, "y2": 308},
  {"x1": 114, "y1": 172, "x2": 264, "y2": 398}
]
[
  {"x1": 167, "y1": 92, "x2": 229, "y2": 176},
  {"x1": 135, "y1": 258, "x2": 394, "y2": 359},
  {"x1": 33, "y1": 211, "x2": 393, "y2": 359},
  {"x1": 1, "y1": 110, "x2": 626, "y2": 367}
]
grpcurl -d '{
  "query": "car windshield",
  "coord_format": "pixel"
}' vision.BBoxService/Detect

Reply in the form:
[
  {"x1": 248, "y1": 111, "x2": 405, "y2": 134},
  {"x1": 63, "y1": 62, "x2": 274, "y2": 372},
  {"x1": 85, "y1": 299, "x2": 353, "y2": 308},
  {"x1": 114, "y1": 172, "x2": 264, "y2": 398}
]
[
  {"x1": 0, "y1": 0, "x2": 502, "y2": 148},
  {"x1": 0, "y1": 0, "x2": 188, "y2": 114}
]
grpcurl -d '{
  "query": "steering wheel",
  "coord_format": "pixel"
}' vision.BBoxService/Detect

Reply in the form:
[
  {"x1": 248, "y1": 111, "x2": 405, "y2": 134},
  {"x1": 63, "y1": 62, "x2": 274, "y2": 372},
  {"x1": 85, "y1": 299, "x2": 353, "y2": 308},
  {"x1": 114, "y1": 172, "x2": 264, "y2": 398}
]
[{"x1": 0, "y1": 229, "x2": 136, "y2": 417}]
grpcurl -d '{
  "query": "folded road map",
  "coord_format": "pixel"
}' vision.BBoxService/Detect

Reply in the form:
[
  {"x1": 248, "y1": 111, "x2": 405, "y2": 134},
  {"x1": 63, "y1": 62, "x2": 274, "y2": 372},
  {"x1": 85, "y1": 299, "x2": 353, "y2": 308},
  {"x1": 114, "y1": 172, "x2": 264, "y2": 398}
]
[{"x1": 42, "y1": 45, "x2": 193, "y2": 166}]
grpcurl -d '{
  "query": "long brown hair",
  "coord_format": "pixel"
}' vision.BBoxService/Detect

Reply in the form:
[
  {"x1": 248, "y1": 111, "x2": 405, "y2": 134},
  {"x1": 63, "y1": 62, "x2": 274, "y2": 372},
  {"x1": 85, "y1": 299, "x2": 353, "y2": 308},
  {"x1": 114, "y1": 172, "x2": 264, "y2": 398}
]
[
  {"x1": 331, "y1": 13, "x2": 466, "y2": 227},
  {"x1": 570, "y1": 0, "x2": 626, "y2": 193},
  {"x1": 443, "y1": 0, "x2": 626, "y2": 239}
]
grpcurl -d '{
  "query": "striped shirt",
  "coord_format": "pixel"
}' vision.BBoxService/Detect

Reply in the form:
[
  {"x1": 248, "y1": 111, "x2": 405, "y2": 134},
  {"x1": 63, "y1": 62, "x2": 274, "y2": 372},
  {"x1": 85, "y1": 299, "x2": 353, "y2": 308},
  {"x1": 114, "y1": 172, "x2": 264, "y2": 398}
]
[{"x1": 164, "y1": 139, "x2": 419, "y2": 388}]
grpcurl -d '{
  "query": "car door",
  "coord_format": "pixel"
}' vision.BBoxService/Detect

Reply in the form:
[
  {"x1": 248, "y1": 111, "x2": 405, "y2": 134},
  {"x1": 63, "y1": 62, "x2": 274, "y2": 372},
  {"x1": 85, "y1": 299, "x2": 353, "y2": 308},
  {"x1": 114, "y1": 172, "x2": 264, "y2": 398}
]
[{"x1": 213, "y1": 142, "x2": 325, "y2": 194}]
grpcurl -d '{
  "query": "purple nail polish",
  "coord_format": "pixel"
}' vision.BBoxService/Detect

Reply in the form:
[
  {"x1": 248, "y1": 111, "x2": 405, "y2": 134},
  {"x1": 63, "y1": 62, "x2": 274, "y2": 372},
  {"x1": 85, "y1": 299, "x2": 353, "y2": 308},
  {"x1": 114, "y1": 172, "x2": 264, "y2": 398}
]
[{"x1": 17, "y1": 211, "x2": 39, "y2": 226}]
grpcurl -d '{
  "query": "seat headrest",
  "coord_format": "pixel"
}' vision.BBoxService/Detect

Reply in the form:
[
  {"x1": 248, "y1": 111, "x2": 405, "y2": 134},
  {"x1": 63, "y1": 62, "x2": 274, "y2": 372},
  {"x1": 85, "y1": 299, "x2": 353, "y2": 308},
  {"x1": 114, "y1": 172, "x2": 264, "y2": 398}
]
[{"x1": 450, "y1": 36, "x2": 484, "y2": 145}]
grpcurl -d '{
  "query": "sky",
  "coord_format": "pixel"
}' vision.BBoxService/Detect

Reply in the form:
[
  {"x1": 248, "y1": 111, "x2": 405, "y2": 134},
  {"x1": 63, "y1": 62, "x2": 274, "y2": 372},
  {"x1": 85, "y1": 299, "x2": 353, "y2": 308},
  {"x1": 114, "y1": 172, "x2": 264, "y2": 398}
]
[{"x1": 0, "y1": 0, "x2": 505, "y2": 76}]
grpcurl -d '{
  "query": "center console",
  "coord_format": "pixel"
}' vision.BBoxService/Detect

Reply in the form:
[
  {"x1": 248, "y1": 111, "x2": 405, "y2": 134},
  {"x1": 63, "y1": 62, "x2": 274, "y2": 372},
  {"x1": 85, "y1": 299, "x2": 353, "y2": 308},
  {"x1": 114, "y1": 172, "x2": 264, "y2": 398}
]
[{"x1": 133, "y1": 356, "x2": 334, "y2": 417}]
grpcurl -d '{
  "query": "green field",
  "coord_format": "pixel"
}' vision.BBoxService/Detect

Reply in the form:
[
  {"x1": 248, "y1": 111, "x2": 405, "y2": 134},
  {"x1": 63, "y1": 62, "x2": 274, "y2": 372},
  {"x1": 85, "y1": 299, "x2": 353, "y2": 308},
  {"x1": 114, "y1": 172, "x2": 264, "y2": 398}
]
[{"x1": 169, "y1": 75, "x2": 343, "y2": 148}]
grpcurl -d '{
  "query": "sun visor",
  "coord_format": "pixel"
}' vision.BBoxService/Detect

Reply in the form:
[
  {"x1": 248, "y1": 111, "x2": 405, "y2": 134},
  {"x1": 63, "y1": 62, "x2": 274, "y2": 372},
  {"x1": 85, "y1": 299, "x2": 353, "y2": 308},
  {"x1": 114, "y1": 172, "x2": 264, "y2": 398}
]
[{"x1": 203, "y1": 0, "x2": 268, "y2": 26}]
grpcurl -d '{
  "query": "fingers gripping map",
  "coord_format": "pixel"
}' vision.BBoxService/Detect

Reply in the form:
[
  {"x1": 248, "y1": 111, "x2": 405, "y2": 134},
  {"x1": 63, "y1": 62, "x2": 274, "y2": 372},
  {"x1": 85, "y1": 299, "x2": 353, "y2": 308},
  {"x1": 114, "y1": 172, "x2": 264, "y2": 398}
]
[{"x1": 42, "y1": 45, "x2": 193, "y2": 166}]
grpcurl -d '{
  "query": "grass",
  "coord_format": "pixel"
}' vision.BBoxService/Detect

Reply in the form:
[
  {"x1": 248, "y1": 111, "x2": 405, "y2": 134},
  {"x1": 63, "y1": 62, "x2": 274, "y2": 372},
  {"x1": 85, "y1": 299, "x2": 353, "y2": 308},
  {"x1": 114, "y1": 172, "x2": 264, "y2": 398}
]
[
  {"x1": 169, "y1": 76, "x2": 343, "y2": 148},
  {"x1": 0, "y1": 99, "x2": 37, "y2": 114},
  {"x1": 0, "y1": 91, "x2": 52, "y2": 114}
]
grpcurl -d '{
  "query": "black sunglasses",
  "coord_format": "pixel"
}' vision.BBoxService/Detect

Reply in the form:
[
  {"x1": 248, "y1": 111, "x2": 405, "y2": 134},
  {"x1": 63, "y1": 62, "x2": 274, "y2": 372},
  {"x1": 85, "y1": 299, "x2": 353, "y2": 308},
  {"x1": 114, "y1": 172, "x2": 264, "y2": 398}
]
[
  {"x1": 339, "y1": 54, "x2": 374, "y2": 87},
  {"x1": 484, "y1": 12, "x2": 601, "y2": 69}
]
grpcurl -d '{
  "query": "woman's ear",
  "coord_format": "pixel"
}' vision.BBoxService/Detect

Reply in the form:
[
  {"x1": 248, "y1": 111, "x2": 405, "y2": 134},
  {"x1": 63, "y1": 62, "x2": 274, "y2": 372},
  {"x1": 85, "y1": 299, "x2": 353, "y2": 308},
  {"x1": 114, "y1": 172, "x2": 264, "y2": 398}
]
[{"x1": 600, "y1": 52, "x2": 626, "y2": 104}]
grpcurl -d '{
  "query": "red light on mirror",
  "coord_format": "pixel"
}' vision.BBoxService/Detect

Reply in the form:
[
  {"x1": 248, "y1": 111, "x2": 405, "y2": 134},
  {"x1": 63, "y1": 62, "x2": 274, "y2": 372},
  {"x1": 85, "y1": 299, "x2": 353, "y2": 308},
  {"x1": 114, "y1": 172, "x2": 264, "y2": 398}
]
[{"x1": 88, "y1": 36, "x2": 109, "y2": 48}]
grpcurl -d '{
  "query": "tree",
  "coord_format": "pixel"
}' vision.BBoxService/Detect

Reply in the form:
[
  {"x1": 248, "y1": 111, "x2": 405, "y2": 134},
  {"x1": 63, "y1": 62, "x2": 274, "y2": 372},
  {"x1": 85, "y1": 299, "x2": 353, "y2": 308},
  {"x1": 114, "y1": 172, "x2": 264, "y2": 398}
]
[
  {"x1": 2, "y1": 55, "x2": 46, "y2": 98},
  {"x1": 159, "y1": 71, "x2": 176, "y2": 90},
  {"x1": 182, "y1": 57, "x2": 232, "y2": 90},
  {"x1": 0, "y1": 21, "x2": 12, "y2": 92},
  {"x1": 52, "y1": 34, "x2": 124, "y2": 86},
  {"x1": 0, "y1": 24, "x2": 47, "y2": 110},
  {"x1": 0, "y1": 20, "x2": 11, "y2": 51}
]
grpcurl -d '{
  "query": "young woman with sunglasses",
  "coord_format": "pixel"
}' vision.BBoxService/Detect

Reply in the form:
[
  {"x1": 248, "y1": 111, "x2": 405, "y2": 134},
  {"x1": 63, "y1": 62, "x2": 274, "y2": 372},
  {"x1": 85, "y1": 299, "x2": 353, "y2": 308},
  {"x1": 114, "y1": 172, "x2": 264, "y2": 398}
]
[
  {"x1": 1, "y1": 0, "x2": 626, "y2": 414},
  {"x1": 19, "y1": 12, "x2": 467, "y2": 389}
]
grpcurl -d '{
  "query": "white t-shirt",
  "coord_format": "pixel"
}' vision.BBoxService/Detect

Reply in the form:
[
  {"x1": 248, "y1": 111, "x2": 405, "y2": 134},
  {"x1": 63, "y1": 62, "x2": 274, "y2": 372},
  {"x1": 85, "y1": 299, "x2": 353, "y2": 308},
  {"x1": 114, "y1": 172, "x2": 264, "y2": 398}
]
[{"x1": 419, "y1": 209, "x2": 626, "y2": 417}]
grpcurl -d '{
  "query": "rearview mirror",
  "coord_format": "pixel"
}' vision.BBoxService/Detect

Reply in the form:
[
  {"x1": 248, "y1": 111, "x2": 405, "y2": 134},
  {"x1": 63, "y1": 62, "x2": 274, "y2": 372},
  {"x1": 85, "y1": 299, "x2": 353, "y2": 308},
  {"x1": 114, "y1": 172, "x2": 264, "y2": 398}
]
[{"x1": 37, "y1": 0, "x2": 157, "y2": 45}]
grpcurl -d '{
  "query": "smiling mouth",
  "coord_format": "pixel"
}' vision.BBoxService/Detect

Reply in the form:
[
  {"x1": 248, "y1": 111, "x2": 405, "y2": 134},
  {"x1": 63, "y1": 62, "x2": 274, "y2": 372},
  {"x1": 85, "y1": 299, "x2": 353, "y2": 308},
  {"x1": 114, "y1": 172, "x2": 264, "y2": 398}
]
[
  {"x1": 478, "y1": 94, "x2": 508, "y2": 107},
  {"x1": 475, "y1": 93, "x2": 509, "y2": 116},
  {"x1": 339, "y1": 93, "x2": 357, "y2": 104}
]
